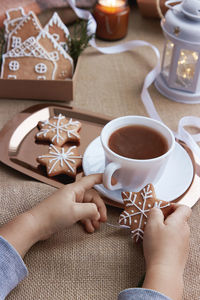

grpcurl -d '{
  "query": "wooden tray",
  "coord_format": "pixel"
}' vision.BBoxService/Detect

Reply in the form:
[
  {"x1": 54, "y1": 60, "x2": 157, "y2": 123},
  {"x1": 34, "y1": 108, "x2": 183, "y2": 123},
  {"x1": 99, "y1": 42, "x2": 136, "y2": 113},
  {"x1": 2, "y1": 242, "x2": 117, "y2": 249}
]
[{"x1": 0, "y1": 104, "x2": 199, "y2": 208}]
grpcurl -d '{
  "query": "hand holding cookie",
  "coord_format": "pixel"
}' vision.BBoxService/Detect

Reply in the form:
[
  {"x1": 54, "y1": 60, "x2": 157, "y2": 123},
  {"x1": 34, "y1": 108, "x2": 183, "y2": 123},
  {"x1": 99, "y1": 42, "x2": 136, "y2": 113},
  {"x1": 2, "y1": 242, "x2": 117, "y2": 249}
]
[
  {"x1": 119, "y1": 184, "x2": 172, "y2": 242},
  {"x1": 143, "y1": 204, "x2": 191, "y2": 271},
  {"x1": 142, "y1": 204, "x2": 191, "y2": 300}
]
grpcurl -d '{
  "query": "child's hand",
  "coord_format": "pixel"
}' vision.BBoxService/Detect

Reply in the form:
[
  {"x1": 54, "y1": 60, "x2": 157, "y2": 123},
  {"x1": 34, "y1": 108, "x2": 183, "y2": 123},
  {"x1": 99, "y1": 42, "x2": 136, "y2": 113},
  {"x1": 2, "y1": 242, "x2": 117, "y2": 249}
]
[
  {"x1": 30, "y1": 174, "x2": 107, "y2": 241},
  {"x1": 143, "y1": 204, "x2": 191, "y2": 272},
  {"x1": 0, "y1": 174, "x2": 107, "y2": 258},
  {"x1": 142, "y1": 204, "x2": 191, "y2": 300}
]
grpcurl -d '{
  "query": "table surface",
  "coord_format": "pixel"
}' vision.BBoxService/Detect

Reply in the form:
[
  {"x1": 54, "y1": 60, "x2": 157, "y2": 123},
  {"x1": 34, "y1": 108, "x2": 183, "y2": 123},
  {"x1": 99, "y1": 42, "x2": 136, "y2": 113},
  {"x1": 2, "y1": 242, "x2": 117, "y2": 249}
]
[{"x1": 0, "y1": 5, "x2": 199, "y2": 300}]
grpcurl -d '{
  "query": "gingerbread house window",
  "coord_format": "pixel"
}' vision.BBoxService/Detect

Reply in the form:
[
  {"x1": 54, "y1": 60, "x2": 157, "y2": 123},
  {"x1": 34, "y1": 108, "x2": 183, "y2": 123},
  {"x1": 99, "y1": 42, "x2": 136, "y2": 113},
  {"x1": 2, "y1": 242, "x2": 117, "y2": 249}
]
[
  {"x1": 49, "y1": 51, "x2": 59, "y2": 61},
  {"x1": 60, "y1": 42, "x2": 66, "y2": 48},
  {"x1": 52, "y1": 33, "x2": 59, "y2": 41},
  {"x1": 8, "y1": 75, "x2": 17, "y2": 79},
  {"x1": 37, "y1": 75, "x2": 46, "y2": 80},
  {"x1": 9, "y1": 60, "x2": 19, "y2": 71},
  {"x1": 35, "y1": 63, "x2": 47, "y2": 74},
  {"x1": 12, "y1": 36, "x2": 21, "y2": 48}
]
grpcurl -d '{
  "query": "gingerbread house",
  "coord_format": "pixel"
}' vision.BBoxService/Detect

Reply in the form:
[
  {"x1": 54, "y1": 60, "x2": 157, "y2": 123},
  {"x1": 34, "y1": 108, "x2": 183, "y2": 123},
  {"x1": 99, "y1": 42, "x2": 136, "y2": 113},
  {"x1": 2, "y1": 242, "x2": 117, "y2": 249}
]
[
  {"x1": 44, "y1": 12, "x2": 70, "y2": 48},
  {"x1": 37, "y1": 30, "x2": 73, "y2": 80},
  {"x1": 3, "y1": 7, "x2": 26, "y2": 39},
  {"x1": 7, "y1": 11, "x2": 42, "y2": 51},
  {"x1": 1, "y1": 36, "x2": 57, "y2": 80}
]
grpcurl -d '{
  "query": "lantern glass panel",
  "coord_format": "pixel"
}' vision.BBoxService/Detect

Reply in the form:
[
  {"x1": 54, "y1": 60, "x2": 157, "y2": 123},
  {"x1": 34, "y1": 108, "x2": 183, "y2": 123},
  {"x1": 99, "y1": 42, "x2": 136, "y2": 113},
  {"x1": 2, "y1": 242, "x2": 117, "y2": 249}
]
[
  {"x1": 162, "y1": 40, "x2": 174, "y2": 81},
  {"x1": 175, "y1": 50, "x2": 199, "y2": 89}
]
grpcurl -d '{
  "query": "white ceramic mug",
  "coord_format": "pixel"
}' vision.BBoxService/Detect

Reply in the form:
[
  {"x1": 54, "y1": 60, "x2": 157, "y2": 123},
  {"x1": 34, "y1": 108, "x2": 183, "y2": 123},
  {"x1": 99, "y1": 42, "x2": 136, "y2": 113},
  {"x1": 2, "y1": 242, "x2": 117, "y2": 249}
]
[{"x1": 100, "y1": 115, "x2": 175, "y2": 191}]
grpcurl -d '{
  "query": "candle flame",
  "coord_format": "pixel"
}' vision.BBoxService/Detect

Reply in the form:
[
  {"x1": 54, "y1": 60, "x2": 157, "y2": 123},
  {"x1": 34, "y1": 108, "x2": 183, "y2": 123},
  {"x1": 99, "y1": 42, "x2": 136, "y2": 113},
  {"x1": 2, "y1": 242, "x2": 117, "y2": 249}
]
[
  {"x1": 99, "y1": 0, "x2": 125, "y2": 8},
  {"x1": 107, "y1": 0, "x2": 117, "y2": 6}
]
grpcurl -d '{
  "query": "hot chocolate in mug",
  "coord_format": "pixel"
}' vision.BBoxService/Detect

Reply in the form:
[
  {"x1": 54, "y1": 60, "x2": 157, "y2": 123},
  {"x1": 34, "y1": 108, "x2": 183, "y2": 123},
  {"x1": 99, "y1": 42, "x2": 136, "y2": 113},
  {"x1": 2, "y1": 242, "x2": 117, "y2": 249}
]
[{"x1": 100, "y1": 116, "x2": 175, "y2": 191}]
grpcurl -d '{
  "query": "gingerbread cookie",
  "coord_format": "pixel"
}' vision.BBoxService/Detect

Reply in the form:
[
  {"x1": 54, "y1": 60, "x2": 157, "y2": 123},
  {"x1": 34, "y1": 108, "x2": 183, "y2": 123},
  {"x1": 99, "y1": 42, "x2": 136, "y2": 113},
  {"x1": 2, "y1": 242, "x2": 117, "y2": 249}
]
[
  {"x1": 36, "y1": 30, "x2": 73, "y2": 80},
  {"x1": 44, "y1": 12, "x2": 70, "y2": 48},
  {"x1": 1, "y1": 36, "x2": 56, "y2": 80},
  {"x1": 4, "y1": 7, "x2": 26, "y2": 39},
  {"x1": 37, "y1": 144, "x2": 82, "y2": 177},
  {"x1": 7, "y1": 11, "x2": 42, "y2": 51},
  {"x1": 36, "y1": 114, "x2": 81, "y2": 146},
  {"x1": 119, "y1": 184, "x2": 171, "y2": 242}
]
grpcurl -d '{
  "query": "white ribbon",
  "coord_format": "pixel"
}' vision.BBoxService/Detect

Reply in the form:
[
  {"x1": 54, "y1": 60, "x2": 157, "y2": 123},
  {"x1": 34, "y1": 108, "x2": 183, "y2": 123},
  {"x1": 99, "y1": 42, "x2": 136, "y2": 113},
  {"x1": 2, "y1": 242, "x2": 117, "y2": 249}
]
[{"x1": 68, "y1": 0, "x2": 200, "y2": 159}]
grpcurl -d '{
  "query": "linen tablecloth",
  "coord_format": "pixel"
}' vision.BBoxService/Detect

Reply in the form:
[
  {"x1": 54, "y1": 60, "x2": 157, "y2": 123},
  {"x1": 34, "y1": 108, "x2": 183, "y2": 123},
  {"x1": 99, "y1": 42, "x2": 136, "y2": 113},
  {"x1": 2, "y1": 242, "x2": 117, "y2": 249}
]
[{"x1": 0, "y1": 6, "x2": 199, "y2": 300}]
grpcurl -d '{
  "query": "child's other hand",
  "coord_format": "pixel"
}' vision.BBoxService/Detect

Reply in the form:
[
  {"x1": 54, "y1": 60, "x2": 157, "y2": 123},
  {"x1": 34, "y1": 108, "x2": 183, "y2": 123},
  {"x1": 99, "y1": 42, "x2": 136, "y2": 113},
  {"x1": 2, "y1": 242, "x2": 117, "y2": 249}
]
[
  {"x1": 142, "y1": 204, "x2": 191, "y2": 300},
  {"x1": 143, "y1": 204, "x2": 191, "y2": 273},
  {"x1": 30, "y1": 174, "x2": 107, "y2": 241}
]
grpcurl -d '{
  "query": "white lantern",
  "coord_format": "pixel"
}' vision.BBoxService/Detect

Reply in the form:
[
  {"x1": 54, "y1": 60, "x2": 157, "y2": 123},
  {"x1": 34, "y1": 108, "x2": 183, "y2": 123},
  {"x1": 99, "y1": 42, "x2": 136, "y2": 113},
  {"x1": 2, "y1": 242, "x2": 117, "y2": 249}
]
[{"x1": 155, "y1": 0, "x2": 200, "y2": 103}]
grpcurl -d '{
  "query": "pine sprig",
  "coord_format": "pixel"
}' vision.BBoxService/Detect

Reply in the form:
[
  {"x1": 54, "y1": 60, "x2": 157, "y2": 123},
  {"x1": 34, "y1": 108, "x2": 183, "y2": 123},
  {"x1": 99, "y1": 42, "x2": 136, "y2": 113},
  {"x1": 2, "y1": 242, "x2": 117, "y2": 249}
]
[
  {"x1": 0, "y1": 28, "x2": 5, "y2": 67},
  {"x1": 66, "y1": 20, "x2": 95, "y2": 66}
]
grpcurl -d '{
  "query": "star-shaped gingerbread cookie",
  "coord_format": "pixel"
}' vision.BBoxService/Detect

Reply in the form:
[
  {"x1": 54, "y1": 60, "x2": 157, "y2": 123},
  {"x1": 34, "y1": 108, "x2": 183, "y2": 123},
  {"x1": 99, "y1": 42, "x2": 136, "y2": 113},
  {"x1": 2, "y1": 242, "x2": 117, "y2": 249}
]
[
  {"x1": 119, "y1": 184, "x2": 171, "y2": 242},
  {"x1": 36, "y1": 114, "x2": 81, "y2": 146},
  {"x1": 37, "y1": 144, "x2": 82, "y2": 177}
]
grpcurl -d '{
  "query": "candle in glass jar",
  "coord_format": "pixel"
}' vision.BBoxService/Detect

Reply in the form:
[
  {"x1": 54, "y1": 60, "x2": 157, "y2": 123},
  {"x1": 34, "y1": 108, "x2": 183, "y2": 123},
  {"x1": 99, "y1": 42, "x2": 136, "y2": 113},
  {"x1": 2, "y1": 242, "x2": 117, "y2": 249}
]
[{"x1": 93, "y1": 0, "x2": 130, "y2": 41}]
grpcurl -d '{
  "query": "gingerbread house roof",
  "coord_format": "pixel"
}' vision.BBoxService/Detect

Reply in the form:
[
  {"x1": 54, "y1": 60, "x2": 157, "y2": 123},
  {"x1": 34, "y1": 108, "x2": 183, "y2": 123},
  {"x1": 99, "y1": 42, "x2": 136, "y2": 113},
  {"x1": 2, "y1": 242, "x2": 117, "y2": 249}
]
[
  {"x1": 36, "y1": 30, "x2": 73, "y2": 64},
  {"x1": 4, "y1": 7, "x2": 26, "y2": 38},
  {"x1": 4, "y1": 36, "x2": 53, "y2": 61},
  {"x1": 9, "y1": 11, "x2": 41, "y2": 36},
  {"x1": 5, "y1": 7, "x2": 26, "y2": 22},
  {"x1": 44, "y1": 12, "x2": 69, "y2": 40},
  {"x1": 7, "y1": 11, "x2": 42, "y2": 50}
]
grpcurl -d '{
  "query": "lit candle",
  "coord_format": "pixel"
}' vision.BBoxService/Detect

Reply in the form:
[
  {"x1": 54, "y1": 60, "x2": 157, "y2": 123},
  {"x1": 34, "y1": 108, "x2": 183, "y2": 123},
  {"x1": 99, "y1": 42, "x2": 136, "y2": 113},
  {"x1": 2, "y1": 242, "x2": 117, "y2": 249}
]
[{"x1": 93, "y1": 0, "x2": 130, "y2": 41}]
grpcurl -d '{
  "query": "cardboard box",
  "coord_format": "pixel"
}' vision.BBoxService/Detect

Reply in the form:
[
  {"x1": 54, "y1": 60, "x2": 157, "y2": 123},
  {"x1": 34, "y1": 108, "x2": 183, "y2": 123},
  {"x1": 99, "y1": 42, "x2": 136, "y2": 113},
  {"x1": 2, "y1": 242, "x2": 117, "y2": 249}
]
[
  {"x1": 137, "y1": 0, "x2": 168, "y2": 18},
  {"x1": 0, "y1": 58, "x2": 80, "y2": 102}
]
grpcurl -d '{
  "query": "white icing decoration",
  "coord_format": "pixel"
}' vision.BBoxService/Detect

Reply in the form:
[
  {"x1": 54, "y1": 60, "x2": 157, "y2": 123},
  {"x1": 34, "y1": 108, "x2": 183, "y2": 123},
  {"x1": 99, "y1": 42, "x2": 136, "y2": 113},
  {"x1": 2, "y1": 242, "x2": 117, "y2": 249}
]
[
  {"x1": 7, "y1": 11, "x2": 42, "y2": 51},
  {"x1": 36, "y1": 30, "x2": 73, "y2": 67},
  {"x1": 37, "y1": 75, "x2": 46, "y2": 80},
  {"x1": 35, "y1": 63, "x2": 47, "y2": 74},
  {"x1": 38, "y1": 144, "x2": 82, "y2": 174},
  {"x1": 44, "y1": 12, "x2": 70, "y2": 40},
  {"x1": 60, "y1": 42, "x2": 67, "y2": 49},
  {"x1": 5, "y1": 37, "x2": 52, "y2": 60},
  {"x1": 5, "y1": 7, "x2": 26, "y2": 21},
  {"x1": 9, "y1": 60, "x2": 19, "y2": 71},
  {"x1": 148, "y1": 204, "x2": 151, "y2": 208},
  {"x1": 36, "y1": 114, "x2": 81, "y2": 144},
  {"x1": 52, "y1": 33, "x2": 59, "y2": 41},
  {"x1": 49, "y1": 51, "x2": 59, "y2": 61},
  {"x1": 12, "y1": 36, "x2": 21, "y2": 48},
  {"x1": 119, "y1": 185, "x2": 170, "y2": 242},
  {"x1": 2, "y1": 37, "x2": 57, "y2": 80},
  {"x1": 4, "y1": 18, "x2": 24, "y2": 39},
  {"x1": 8, "y1": 75, "x2": 17, "y2": 79}
]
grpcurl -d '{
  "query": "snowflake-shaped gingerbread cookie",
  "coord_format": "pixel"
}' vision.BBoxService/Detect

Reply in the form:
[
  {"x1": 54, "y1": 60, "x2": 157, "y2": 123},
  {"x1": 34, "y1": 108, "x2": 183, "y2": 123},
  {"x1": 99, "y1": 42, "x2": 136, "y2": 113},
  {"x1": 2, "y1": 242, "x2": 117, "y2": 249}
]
[
  {"x1": 37, "y1": 144, "x2": 82, "y2": 177},
  {"x1": 119, "y1": 184, "x2": 171, "y2": 242},
  {"x1": 36, "y1": 114, "x2": 81, "y2": 146}
]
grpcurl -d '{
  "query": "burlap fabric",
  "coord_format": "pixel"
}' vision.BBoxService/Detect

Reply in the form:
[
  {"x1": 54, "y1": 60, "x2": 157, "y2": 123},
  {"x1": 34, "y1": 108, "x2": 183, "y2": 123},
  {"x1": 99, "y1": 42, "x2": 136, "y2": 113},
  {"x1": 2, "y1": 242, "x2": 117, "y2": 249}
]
[{"x1": 0, "y1": 6, "x2": 199, "y2": 300}]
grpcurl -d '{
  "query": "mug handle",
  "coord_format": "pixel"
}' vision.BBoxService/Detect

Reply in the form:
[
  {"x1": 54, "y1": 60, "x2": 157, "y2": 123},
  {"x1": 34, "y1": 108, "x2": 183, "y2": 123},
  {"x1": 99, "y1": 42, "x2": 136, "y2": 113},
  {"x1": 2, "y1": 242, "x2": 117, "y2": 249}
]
[{"x1": 103, "y1": 162, "x2": 122, "y2": 190}]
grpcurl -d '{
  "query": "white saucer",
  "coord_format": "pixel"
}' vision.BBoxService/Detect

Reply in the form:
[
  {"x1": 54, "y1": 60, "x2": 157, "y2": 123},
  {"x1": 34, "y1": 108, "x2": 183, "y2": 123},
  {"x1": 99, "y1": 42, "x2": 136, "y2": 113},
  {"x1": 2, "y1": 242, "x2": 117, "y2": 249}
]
[{"x1": 83, "y1": 137, "x2": 194, "y2": 204}]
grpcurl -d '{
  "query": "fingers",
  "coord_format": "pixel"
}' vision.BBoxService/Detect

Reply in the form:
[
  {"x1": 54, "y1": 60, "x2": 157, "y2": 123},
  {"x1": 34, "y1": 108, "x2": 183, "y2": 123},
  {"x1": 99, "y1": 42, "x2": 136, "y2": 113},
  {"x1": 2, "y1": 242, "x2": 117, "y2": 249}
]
[
  {"x1": 147, "y1": 207, "x2": 164, "y2": 225},
  {"x1": 79, "y1": 189, "x2": 107, "y2": 233},
  {"x1": 74, "y1": 202, "x2": 100, "y2": 223},
  {"x1": 81, "y1": 219, "x2": 100, "y2": 233},
  {"x1": 84, "y1": 189, "x2": 107, "y2": 222},
  {"x1": 81, "y1": 219, "x2": 95, "y2": 233},
  {"x1": 71, "y1": 174, "x2": 103, "y2": 194},
  {"x1": 165, "y1": 204, "x2": 191, "y2": 225}
]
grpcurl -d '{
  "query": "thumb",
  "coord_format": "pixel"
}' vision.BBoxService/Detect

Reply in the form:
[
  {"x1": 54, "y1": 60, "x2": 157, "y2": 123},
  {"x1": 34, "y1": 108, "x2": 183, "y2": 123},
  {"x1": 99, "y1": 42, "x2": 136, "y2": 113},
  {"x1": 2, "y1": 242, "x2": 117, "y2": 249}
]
[
  {"x1": 74, "y1": 203, "x2": 100, "y2": 222},
  {"x1": 147, "y1": 207, "x2": 164, "y2": 225}
]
